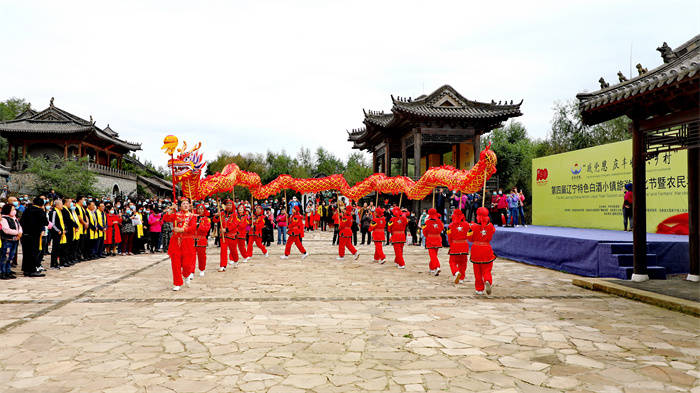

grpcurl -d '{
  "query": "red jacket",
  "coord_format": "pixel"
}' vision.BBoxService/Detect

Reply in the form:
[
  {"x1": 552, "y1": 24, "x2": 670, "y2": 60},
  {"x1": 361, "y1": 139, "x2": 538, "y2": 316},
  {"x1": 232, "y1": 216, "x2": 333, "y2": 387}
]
[
  {"x1": 288, "y1": 212, "x2": 305, "y2": 237},
  {"x1": 251, "y1": 214, "x2": 265, "y2": 237},
  {"x1": 194, "y1": 215, "x2": 211, "y2": 247},
  {"x1": 104, "y1": 214, "x2": 122, "y2": 245},
  {"x1": 236, "y1": 213, "x2": 250, "y2": 239},
  {"x1": 388, "y1": 215, "x2": 407, "y2": 243},
  {"x1": 467, "y1": 222, "x2": 496, "y2": 263},
  {"x1": 447, "y1": 220, "x2": 469, "y2": 255},
  {"x1": 339, "y1": 213, "x2": 353, "y2": 237},
  {"x1": 163, "y1": 211, "x2": 197, "y2": 253},
  {"x1": 423, "y1": 217, "x2": 444, "y2": 249},
  {"x1": 370, "y1": 215, "x2": 386, "y2": 242},
  {"x1": 214, "y1": 210, "x2": 238, "y2": 240}
]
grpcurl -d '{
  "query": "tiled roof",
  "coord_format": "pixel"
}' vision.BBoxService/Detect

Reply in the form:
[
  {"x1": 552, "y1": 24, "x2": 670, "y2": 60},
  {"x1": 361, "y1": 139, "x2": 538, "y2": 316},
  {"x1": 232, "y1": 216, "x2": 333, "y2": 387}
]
[
  {"x1": 577, "y1": 34, "x2": 700, "y2": 113},
  {"x1": 0, "y1": 99, "x2": 141, "y2": 151}
]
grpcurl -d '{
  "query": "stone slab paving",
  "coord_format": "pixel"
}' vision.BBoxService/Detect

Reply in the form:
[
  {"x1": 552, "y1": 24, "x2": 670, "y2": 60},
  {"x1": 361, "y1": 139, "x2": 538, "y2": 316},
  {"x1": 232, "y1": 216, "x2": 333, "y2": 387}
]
[{"x1": 0, "y1": 231, "x2": 698, "y2": 392}]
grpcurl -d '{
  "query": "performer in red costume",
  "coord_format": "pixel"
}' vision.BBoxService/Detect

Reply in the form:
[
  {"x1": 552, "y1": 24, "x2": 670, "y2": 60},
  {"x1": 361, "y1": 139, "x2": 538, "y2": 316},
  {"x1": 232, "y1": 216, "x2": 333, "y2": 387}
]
[
  {"x1": 423, "y1": 208, "x2": 444, "y2": 276},
  {"x1": 337, "y1": 208, "x2": 359, "y2": 260},
  {"x1": 213, "y1": 199, "x2": 239, "y2": 272},
  {"x1": 281, "y1": 206, "x2": 309, "y2": 259},
  {"x1": 369, "y1": 207, "x2": 386, "y2": 263},
  {"x1": 247, "y1": 205, "x2": 269, "y2": 258},
  {"x1": 447, "y1": 209, "x2": 469, "y2": 284},
  {"x1": 388, "y1": 207, "x2": 407, "y2": 269},
  {"x1": 467, "y1": 207, "x2": 497, "y2": 295},
  {"x1": 194, "y1": 203, "x2": 211, "y2": 276},
  {"x1": 163, "y1": 199, "x2": 197, "y2": 291},
  {"x1": 235, "y1": 204, "x2": 251, "y2": 262}
]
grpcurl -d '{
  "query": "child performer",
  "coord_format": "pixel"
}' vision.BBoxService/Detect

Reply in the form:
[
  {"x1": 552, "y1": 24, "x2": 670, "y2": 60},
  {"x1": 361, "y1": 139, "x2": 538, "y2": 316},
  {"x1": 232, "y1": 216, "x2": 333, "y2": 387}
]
[
  {"x1": 388, "y1": 207, "x2": 407, "y2": 269},
  {"x1": 213, "y1": 199, "x2": 239, "y2": 271},
  {"x1": 369, "y1": 207, "x2": 386, "y2": 263},
  {"x1": 467, "y1": 207, "x2": 497, "y2": 295},
  {"x1": 235, "y1": 203, "x2": 251, "y2": 262},
  {"x1": 447, "y1": 209, "x2": 469, "y2": 284},
  {"x1": 337, "y1": 208, "x2": 359, "y2": 260},
  {"x1": 423, "y1": 208, "x2": 444, "y2": 276},
  {"x1": 247, "y1": 205, "x2": 269, "y2": 258},
  {"x1": 281, "y1": 206, "x2": 309, "y2": 260}
]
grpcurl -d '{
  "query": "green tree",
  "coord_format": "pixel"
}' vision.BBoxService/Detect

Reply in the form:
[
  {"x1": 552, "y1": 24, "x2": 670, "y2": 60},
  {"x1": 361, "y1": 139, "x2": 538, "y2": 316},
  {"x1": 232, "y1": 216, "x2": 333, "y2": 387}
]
[
  {"x1": 25, "y1": 155, "x2": 100, "y2": 198},
  {"x1": 548, "y1": 100, "x2": 630, "y2": 154},
  {"x1": 0, "y1": 97, "x2": 31, "y2": 161},
  {"x1": 292, "y1": 147, "x2": 314, "y2": 179},
  {"x1": 315, "y1": 147, "x2": 345, "y2": 175},
  {"x1": 484, "y1": 121, "x2": 535, "y2": 196},
  {"x1": 345, "y1": 152, "x2": 372, "y2": 186}
]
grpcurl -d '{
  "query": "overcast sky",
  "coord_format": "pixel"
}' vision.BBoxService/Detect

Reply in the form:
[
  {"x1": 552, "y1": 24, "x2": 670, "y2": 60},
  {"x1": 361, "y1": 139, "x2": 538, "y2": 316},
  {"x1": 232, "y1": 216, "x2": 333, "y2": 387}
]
[{"x1": 2, "y1": 1, "x2": 698, "y2": 167}]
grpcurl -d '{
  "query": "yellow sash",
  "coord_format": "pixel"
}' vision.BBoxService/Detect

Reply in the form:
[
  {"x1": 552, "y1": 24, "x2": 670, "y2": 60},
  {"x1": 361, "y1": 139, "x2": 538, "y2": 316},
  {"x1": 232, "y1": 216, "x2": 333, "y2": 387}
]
[
  {"x1": 56, "y1": 208, "x2": 67, "y2": 244},
  {"x1": 76, "y1": 205, "x2": 86, "y2": 235},
  {"x1": 96, "y1": 210, "x2": 105, "y2": 238},
  {"x1": 69, "y1": 210, "x2": 81, "y2": 240},
  {"x1": 87, "y1": 210, "x2": 98, "y2": 240},
  {"x1": 136, "y1": 213, "x2": 144, "y2": 238}
]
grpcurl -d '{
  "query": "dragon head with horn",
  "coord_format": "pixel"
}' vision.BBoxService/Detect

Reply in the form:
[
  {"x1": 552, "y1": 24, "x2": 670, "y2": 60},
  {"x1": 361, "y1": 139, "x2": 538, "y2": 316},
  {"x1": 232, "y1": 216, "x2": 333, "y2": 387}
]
[{"x1": 162, "y1": 136, "x2": 206, "y2": 199}]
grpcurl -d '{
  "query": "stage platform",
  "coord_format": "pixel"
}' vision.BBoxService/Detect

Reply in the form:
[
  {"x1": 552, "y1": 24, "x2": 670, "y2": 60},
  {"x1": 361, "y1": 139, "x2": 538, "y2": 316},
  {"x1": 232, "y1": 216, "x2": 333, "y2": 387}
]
[{"x1": 491, "y1": 225, "x2": 689, "y2": 279}]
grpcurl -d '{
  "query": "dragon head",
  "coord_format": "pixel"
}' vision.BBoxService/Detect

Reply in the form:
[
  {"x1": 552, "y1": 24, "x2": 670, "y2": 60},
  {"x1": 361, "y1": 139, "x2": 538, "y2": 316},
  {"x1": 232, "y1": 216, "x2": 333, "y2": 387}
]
[{"x1": 165, "y1": 140, "x2": 206, "y2": 182}]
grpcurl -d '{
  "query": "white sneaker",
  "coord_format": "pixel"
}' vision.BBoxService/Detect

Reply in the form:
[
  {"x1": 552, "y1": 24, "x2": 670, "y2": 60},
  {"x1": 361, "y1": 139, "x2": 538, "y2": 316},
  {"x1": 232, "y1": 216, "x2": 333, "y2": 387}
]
[
  {"x1": 185, "y1": 277, "x2": 192, "y2": 287},
  {"x1": 199, "y1": 271, "x2": 205, "y2": 277},
  {"x1": 244, "y1": 257, "x2": 250, "y2": 263},
  {"x1": 264, "y1": 252, "x2": 269, "y2": 258},
  {"x1": 187, "y1": 273, "x2": 194, "y2": 280},
  {"x1": 380, "y1": 259, "x2": 386, "y2": 264},
  {"x1": 475, "y1": 290, "x2": 484, "y2": 295},
  {"x1": 398, "y1": 265, "x2": 406, "y2": 269},
  {"x1": 454, "y1": 271, "x2": 461, "y2": 284},
  {"x1": 354, "y1": 253, "x2": 360, "y2": 261},
  {"x1": 280, "y1": 255, "x2": 289, "y2": 260},
  {"x1": 434, "y1": 267, "x2": 440, "y2": 276},
  {"x1": 336, "y1": 256, "x2": 345, "y2": 260},
  {"x1": 218, "y1": 267, "x2": 226, "y2": 272},
  {"x1": 484, "y1": 281, "x2": 492, "y2": 295},
  {"x1": 302, "y1": 252, "x2": 309, "y2": 260},
  {"x1": 172, "y1": 286, "x2": 181, "y2": 291}
]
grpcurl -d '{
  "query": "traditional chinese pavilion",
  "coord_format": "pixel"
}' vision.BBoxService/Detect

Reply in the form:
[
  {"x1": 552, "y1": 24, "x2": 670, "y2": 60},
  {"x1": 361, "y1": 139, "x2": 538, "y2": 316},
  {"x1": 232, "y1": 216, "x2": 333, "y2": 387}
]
[
  {"x1": 0, "y1": 97, "x2": 141, "y2": 169},
  {"x1": 347, "y1": 85, "x2": 522, "y2": 180},
  {"x1": 577, "y1": 34, "x2": 699, "y2": 282}
]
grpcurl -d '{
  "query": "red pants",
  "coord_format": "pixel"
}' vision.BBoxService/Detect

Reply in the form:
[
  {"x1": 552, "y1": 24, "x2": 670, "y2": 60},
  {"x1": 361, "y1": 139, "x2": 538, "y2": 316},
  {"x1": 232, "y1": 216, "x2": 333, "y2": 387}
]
[
  {"x1": 449, "y1": 254, "x2": 468, "y2": 280},
  {"x1": 237, "y1": 238, "x2": 249, "y2": 259},
  {"x1": 196, "y1": 246, "x2": 207, "y2": 271},
  {"x1": 220, "y1": 237, "x2": 239, "y2": 267},
  {"x1": 247, "y1": 235, "x2": 267, "y2": 256},
  {"x1": 393, "y1": 243, "x2": 405, "y2": 266},
  {"x1": 284, "y1": 235, "x2": 306, "y2": 256},
  {"x1": 373, "y1": 241, "x2": 386, "y2": 261},
  {"x1": 473, "y1": 262, "x2": 493, "y2": 291},
  {"x1": 338, "y1": 236, "x2": 357, "y2": 257},
  {"x1": 169, "y1": 251, "x2": 194, "y2": 286},
  {"x1": 428, "y1": 248, "x2": 440, "y2": 270}
]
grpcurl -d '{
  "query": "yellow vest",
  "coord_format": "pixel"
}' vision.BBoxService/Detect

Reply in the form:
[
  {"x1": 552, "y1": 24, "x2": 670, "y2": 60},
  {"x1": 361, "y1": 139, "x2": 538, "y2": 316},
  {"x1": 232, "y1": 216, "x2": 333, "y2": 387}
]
[{"x1": 96, "y1": 210, "x2": 105, "y2": 238}]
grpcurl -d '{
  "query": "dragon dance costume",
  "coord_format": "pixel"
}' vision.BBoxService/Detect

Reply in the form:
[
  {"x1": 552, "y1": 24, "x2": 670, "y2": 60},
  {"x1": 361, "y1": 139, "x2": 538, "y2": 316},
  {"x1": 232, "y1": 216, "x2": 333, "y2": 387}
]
[
  {"x1": 194, "y1": 205, "x2": 211, "y2": 275},
  {"x1": 213, "y1": 202, "x2": 239, "y2": 271},
  {"x1": 369, "y1": 207, "x2": 386, "y2": 263},
  {"x1": 282, "y1": 207, "x2": 308, "y2": 259},
  {"x1": 338, "y1": 209, "x2": 358, "y2": 259},
  {"x1": 247, "y1": 207, "x2": 268, "y2": 257},
  {"x1": 163, "y1": 209, "x2": 197, "y2": 289},
  {"x1": 388, "y1": 207, "x2": 407, "y2": 268},
  {"x1": 423, "y1": 208, "x2": 444, "y2": 275},
  {"x1": 447, "y1": 209, "x2": 469, "y2": 284},
  {"x1": 468, "y1": 207, "x2": 497, "y2": 294}
]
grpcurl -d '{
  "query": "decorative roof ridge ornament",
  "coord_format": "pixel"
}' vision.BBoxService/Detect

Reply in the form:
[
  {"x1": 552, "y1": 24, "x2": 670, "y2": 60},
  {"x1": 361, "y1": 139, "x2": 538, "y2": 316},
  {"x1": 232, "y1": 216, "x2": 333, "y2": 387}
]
[
  {"x1": 636, "y1": 63, "x2": 648, "y2": 75},
  {"x1": 657, "y1": 42, "x2": 678, "y2": 64},
  {"x1": 599, "y1": 77, "x2": 610, "y2": 89},
  {"x1": 617, "y1": 71, "x2": 628, "y2": 82},
  {"x1": 50, "y1": 97, "x2": 54, "y2": 107}
]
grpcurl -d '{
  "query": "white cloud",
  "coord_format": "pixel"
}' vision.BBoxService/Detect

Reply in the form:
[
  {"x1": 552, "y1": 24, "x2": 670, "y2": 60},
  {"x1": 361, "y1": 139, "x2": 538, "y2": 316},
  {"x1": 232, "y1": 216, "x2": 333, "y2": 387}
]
[{"x1": 2, "y1": 0, "x2": 697, "y2": 167}]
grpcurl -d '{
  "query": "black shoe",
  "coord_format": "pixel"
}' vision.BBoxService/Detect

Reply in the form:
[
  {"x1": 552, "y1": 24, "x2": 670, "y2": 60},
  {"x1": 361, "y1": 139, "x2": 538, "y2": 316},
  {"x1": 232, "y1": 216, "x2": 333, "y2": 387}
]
[
  {"x1": 0, "y1": 273, "x2": 9, "y2": 280},
  {"x1": 24, "y1": 272, "x2": 46, "y2": 277}
]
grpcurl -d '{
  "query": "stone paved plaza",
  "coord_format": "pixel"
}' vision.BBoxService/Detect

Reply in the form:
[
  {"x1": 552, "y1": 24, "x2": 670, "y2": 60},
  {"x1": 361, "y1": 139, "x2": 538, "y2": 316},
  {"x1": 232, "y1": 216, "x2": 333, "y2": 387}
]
[{"x1": 0, "y1": 231, "x2": 698, "y2": 393}]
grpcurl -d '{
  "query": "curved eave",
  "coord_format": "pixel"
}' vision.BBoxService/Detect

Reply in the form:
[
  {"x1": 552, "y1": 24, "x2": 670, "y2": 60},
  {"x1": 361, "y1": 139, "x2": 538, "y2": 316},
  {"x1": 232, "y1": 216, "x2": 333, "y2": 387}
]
[{"x1": 391, "y1": 104, "x2": 523, "y2": 120}]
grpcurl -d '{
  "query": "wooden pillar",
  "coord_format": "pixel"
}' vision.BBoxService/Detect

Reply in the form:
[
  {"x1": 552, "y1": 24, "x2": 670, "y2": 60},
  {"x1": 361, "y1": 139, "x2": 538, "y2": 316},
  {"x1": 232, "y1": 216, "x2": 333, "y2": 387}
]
[
  {"x1": 688, "y1": 145, "x2": 699, "y2": 281},
  {"x1": 453, "y1": 144, "x2": 460, "y2": 168},
  {"x1": 631, "y1": 119, "x2": 648, "y2": 281},
  {"x1": 63, "y1": 142, "x2": 68, "y2": 159},
  {"x1": 22, "y1": 142, "x2": 27, "y2": 160},
  {"x1": 474, "y1": 134, "x2": 481, "y2": 160},
  {"x1": 7, "y1": 141, "x2": 12, "y2": 162},
  {"x1": 401, "y1": 137, "x2": 407, "y2": 176},
  {"x1": 372, "y1": 150, "x2": 377, "y2": 173},
  {"x1": 413, "y1": 130, "x2": 421, "y2": 179},
  {"x1": 384, "y1": 142, "x2": 391, "y2": 177}
]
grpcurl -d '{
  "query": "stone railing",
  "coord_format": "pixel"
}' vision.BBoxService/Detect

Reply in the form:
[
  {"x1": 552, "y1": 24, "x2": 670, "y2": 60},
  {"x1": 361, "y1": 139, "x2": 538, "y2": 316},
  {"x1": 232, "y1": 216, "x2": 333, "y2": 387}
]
[{"x1": 86, "y1": 163, "x2": 136, "y2": 180}]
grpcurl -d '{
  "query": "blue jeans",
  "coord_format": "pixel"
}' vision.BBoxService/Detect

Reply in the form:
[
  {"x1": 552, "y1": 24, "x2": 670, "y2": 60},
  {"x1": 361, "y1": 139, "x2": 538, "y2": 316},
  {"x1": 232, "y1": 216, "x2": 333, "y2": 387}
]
[
  {"x1": 518, "y1": 206, "x2": 526, "y2": 225},
  {"x1": 277, "y1": 226, "x2": 287, "y2": 244},
  {"x1": 509, "y1": 207, "x2": 519, "y2": 226},
  {"x1": 0, "y1": 240, "x2": 18, "y2": 273}
]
